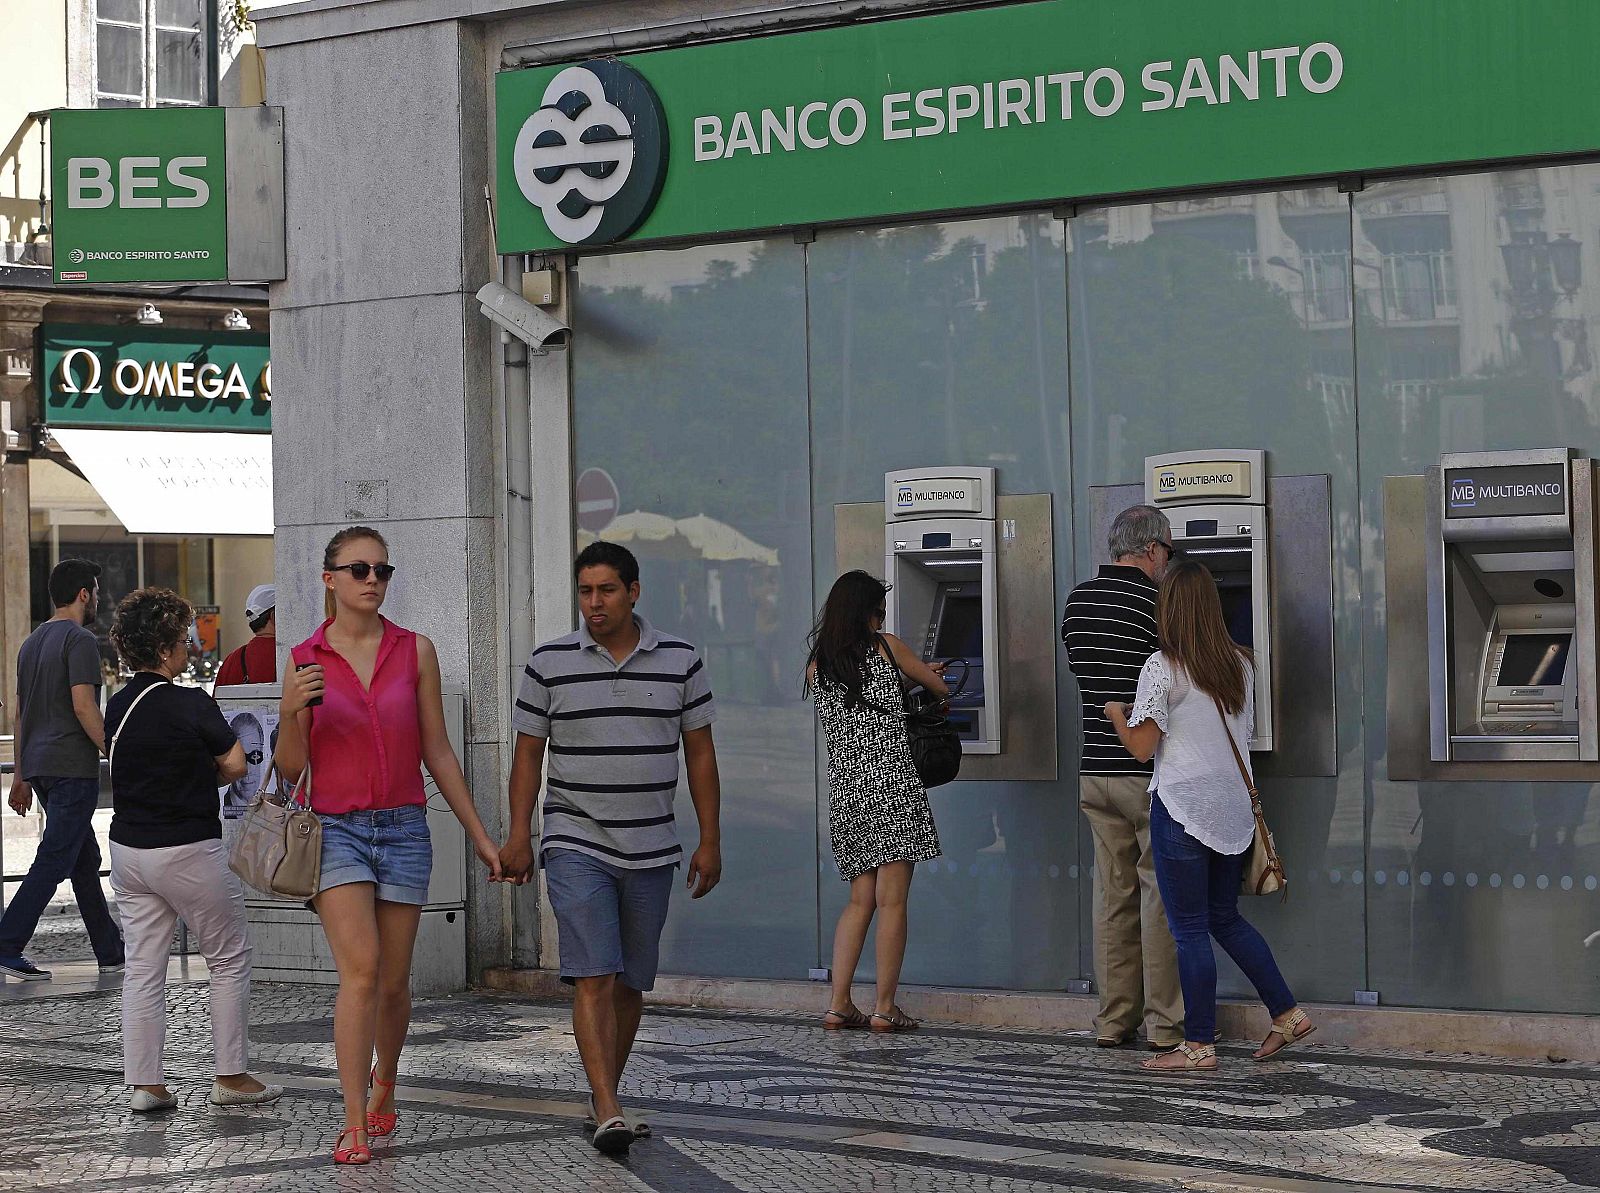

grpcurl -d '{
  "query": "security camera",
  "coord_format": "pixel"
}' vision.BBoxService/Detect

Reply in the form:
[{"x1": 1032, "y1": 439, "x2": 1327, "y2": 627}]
[{"x1": 475, "y1": 281, "x2": 570, "y2": 352}]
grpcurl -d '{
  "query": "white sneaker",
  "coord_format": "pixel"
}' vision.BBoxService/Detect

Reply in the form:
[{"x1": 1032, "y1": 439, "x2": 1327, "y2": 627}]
[
  {"x1": 208, "y1": 1081, "x2": 284, "y2": 1107},
  {"x1": 130, "y1": 1088, "x2": 178, "y2": 1112}
]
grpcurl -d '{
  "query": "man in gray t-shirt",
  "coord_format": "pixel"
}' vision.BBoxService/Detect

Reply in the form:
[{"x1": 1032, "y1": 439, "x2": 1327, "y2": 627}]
[{"x1": 0, "y1": 559, "x2": 123, "y2": 980}]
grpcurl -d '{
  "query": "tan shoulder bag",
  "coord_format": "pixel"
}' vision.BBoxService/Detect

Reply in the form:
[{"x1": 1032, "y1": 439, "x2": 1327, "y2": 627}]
[
  {"x1": 1212, "y1": 694, "x2": 1287, "y2": 900},
  {"x1": 227, "y1": 758, "x2": 322, "y2": 900}
]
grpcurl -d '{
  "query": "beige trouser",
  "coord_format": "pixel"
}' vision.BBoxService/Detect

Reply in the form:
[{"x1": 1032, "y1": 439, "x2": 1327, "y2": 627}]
[
  {"x1": 110, "y1": 839, "x2": 252, "y2": 1085},
  {"x1": 1079, "y1": 775, "x2": 1184, "y2": 1045}
]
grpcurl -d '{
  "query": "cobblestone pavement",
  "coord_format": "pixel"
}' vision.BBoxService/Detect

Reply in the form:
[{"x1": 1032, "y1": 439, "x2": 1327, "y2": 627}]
[{"x1": 4, "y1": 974, "x2": 1600, "y2": 1192}]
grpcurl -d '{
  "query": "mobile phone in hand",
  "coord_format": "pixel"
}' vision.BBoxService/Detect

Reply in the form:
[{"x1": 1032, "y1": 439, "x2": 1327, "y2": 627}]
[{"x1": 295, "y1": 662, "x2": 323, "y2": 707}]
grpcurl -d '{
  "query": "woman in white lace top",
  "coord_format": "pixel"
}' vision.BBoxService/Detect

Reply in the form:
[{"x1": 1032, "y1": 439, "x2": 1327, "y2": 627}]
[{"x1": 1106, "y1": 559, "x2": 1313, "y2": 1073}]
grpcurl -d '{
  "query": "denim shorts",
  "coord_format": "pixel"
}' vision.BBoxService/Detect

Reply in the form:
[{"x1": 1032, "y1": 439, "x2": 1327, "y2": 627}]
[
  {"x1": 316, "y1": 805, "x2": 432, "y2": 905},
  {"x1": 544, "y1": 847, "x2": 675, "y2": 992}
]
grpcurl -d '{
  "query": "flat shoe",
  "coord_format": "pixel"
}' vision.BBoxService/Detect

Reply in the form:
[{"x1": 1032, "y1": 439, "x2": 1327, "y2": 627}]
[
  {"x1": 130, "y1": 1088, "x2": 178, "y2": 1112},
  {"x1": 1095, "y1": 1034, "x2": 1134, "y2": 1049},
  {"x1": 592, "y1": 1115, "x2": 634, "y2": 1154},
  {"x1": 209, "y1": 1081, "x2": 283, "y2": 1106}
]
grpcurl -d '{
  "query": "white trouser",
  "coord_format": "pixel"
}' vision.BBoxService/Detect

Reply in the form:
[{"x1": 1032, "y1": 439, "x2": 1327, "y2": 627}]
[{"x1": 109, "y1": 839, "x2": 253, "y2": 1085}]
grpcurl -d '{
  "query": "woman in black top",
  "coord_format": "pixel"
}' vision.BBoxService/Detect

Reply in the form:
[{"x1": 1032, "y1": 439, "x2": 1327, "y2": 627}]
[{"x1": 105, "y1": 588, "x2": 282, "y2": 1113}]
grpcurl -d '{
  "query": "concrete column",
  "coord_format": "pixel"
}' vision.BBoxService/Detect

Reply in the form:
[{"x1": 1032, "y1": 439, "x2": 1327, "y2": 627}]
[
  {"x1": 0, "y1": 295, "x2": 48, "y2": 736},
  {"x1": 261, "y1": 18, "x2": 510, "y2": 976}
]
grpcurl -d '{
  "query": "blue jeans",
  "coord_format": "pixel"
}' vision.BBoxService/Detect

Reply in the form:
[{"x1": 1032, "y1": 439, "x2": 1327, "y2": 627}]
[
  {"x1": 1150, "y1": 794, "x2": 1293, "y2": 1043},
  {"x1": 0, "y1": 776, "x2": 124, "y2": 965}
]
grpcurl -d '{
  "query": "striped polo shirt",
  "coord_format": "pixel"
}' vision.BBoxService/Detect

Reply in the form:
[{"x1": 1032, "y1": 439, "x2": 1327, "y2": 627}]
[
  {"x1": 1061, "y1": 565, "x2": 1159, "y2": 777},
  {"x1": 511, "y1": 613, "x2": 715, "y2": 869}
]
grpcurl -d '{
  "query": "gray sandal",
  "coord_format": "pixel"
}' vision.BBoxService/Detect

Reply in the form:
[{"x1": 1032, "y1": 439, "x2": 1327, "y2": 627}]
[
  {"x1": 823, "y1": 1006, "x2": 871, "y2": 1031},
  {"x1": 592, "y1": 1115, "x2": 633, "y2": 1154},
  {"x1": 585, "y1": 1095, "x2": 650, "y2": 1137},
  {"x1": 869, "y1": 1007, "x2": 919, "y2": 1033}
]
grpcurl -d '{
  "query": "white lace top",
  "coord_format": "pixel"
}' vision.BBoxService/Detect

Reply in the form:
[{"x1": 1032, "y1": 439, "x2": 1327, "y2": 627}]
[{"x1": 1127, "y1": 652, "x2": 1257, "y2": 855}]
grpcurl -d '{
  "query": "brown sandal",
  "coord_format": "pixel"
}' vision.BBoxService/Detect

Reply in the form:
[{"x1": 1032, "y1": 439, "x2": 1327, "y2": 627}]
[
  {"x1": 869, "y1": 1007, "x2": 919, "y2": 1033},
  {"x1": 822, "y1": 1006, "x2": 871, "y2": 1030},
  {"x1": 1254, "y1": 1008, "x2": 1316, "y2": 1061},
  {"x1": 1140, "y1": 1042, "x2": 1217, "y2": 1073}
]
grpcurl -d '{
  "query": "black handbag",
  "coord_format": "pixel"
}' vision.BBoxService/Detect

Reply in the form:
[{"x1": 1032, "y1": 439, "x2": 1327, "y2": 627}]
[{"x1": 864, "y1": 637, "x2": 968, "y2": 789}]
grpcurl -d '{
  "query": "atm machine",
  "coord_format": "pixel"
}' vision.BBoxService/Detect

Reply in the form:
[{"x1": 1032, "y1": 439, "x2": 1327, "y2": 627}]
[
  {"x1": 1426, "y1": 448, "x2": 1600, "y2": 764},
  {"x1": 884, "y1": 466, "x2": 1000, "y2": 753},
  {"x1": 1145, "y1": 449, "x2": 1273, "y2": 751}
]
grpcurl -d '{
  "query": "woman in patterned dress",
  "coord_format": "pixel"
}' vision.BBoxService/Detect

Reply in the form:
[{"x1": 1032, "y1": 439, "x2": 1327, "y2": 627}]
[{"x1": 807, "y1": 571, "x2": 948, "y2": 1033}]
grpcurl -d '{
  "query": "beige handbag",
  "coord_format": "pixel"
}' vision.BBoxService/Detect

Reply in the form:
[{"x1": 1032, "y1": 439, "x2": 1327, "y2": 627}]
[
  {"x1": 227, "y1": 760, "x2": 322, "y2": 900},
  {"x1": 1213, "y1": 695, "x2": 1287, "y2": 900}
]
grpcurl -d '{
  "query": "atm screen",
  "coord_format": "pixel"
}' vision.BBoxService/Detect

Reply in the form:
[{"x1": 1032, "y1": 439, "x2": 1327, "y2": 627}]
[
  {"x1": 1218, "y1": 586, "x2": 1254, "y2": 649},
  {"x1": 1497, "y1": 633, "x2": 1572, "y2": 687},
  {"x1": 935, "y1": 594, "x2": 983, "y2": 658}
]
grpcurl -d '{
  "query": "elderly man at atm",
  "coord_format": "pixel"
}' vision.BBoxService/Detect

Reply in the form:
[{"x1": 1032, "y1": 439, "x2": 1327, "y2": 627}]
[{"x1": 1061, "y1": 504, "x2": 1184, "y2": 1050}]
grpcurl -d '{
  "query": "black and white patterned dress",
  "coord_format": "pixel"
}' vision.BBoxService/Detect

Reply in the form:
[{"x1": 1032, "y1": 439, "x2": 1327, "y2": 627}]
[{"x1": 813, "y1": 650, "x2": 942, "y2": 881}]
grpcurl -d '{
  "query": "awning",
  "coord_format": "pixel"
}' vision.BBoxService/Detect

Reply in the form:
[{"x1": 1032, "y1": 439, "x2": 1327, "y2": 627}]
[{"x1": 49, "y1": 428, "x2": 273, "y2": 536}]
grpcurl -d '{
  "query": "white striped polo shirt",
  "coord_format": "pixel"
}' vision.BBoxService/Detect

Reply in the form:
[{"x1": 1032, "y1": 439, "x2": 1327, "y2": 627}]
[
  {"x1": 1061, "y1": 564, "x2": 1159, "y2": 777},
  {"x1": 511, "y1": 613, "x2": 715, "y2": 869}
]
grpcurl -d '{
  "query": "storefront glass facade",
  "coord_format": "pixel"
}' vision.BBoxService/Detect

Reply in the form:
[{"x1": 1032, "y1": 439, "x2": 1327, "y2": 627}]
[{"x1": 571, "y1": 158, "x2": 1600, "y2": 1013}]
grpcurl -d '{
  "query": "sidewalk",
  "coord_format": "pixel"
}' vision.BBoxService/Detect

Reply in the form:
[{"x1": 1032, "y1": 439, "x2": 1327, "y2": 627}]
[{"x1": 2, "y1": 969, "x2": 1599, "y2": 1192}]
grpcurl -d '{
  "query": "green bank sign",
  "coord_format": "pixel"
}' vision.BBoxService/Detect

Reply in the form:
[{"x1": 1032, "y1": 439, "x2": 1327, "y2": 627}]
[
  {"x1": 494, "y1": 0, "x2": 1600, "y2": 253},
  {"x1": 52, "y1": 107, "x2": 285, "y2": 285},
  {"x1": 40, "y1": 323, "x2": 271, "y2": 431}
]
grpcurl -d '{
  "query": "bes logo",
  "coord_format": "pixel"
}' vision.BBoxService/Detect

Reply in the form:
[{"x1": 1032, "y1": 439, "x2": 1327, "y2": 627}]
[
  {"x1": 1450, "y1": 478, "x2": 1476, "y2": 510},
  {"x1": 68, "y1": 248, "x2": 85, "y2": 264},
  {"x1": 512, "y1": 61, "x2": 668, "y2": 246}
]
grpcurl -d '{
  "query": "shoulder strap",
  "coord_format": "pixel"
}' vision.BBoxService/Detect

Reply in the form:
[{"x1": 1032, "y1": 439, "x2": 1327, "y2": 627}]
[
  {"x1": 240, "y1": 644, "x2": 251, "y2": 685},
  {"x1": 847, "y1": 636, "x2": 906, "y2": 719},
  {"x1": 109, "y1": 679, "x2": 168, "y2": 777},
  {"x1": 1211, "y1": 693, "x2": 1257, "y2": 799}
]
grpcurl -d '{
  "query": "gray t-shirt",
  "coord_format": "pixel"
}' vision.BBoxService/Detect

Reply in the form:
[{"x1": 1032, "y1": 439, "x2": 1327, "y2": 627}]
[{"x1": 17, "y1": 618, "x2": 103, "y2": 781}]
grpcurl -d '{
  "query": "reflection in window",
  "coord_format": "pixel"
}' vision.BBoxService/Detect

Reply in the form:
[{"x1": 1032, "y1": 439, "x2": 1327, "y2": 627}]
[{"x1": 572, "y1": 242, "x2": 818, "y2": 979}]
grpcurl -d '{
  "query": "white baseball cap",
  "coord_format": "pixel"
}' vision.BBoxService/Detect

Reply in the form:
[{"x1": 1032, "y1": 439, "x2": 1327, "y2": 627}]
[{"x1": 245, "y1": 584, "x2": 276, "y2": 621}]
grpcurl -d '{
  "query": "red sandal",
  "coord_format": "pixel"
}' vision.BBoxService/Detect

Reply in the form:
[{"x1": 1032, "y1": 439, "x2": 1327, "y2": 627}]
[
  {"x1": 367, "y1": 1067, "x2": 398, "y2": 1136},
  {"x1": 333, "y1": 1126, "x2": 371, "y2": 1165}
]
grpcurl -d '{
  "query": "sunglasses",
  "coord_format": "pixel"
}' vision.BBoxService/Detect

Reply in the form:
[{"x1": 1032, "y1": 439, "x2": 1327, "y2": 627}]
[
  {"x1": 1154, "y1": 540, "x2": 1179, "y2": 557},
  {"x1": 329, "y1": 562, "x2": 396, "y2": 582}
]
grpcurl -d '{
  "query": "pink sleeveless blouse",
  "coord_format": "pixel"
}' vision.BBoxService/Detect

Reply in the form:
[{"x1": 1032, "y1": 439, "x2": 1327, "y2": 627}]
[{"x1": 290, "y1": 617, "x2": 425, "y2": 815}]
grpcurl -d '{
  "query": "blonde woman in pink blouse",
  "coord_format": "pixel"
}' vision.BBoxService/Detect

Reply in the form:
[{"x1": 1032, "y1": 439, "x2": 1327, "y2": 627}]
[{"x1": 275, "y1": 526, "x2": 503, "y2": 1165}]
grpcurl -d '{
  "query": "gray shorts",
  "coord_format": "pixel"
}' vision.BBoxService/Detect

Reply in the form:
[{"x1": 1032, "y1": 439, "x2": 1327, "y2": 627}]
[{"x1": 544, "y1": 847, "x2": 675, "y2": 992}]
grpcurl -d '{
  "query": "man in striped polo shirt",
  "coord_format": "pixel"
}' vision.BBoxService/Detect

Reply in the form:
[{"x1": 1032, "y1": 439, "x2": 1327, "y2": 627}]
[
  {"x1": 501, "y1": 541, "x2": 722, "y2": 1154},
  {"x1": 1061, "y1": 504, "x2": 1184, "y2": 1051}
]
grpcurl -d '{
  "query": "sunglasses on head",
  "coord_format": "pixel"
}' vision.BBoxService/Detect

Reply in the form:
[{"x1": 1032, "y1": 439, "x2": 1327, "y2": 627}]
[{"x1": 329, "y1": 562, "x2": 396, "y2": 582}]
